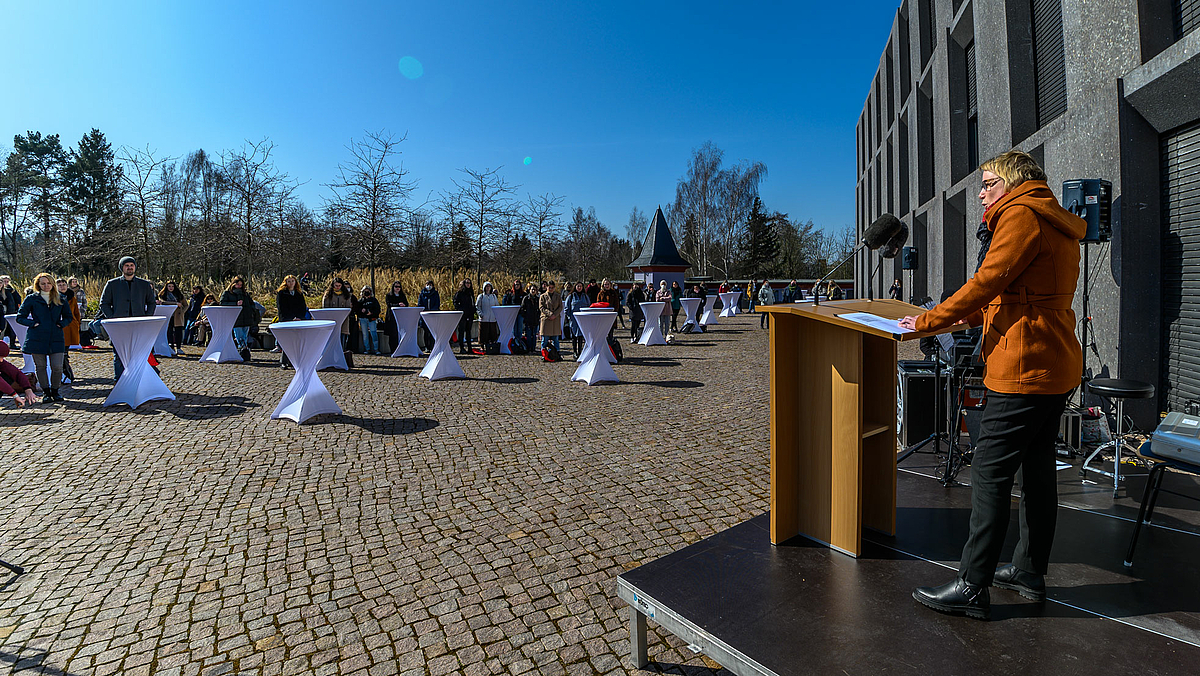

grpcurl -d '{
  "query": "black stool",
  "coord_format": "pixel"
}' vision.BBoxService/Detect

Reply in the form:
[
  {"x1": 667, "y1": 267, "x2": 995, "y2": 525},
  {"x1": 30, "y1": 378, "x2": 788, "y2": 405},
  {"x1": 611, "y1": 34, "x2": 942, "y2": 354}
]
[{"x1": 1081, "y1": 378, "x2": 1155, "y2": 497}]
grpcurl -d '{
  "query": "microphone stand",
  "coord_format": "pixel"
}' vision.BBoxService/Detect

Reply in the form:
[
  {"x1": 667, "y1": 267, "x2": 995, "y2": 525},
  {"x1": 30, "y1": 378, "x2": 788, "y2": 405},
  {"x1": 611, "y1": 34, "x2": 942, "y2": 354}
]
[{"x1": 812, "y1": 242, "x2": 866, "y2": 307}]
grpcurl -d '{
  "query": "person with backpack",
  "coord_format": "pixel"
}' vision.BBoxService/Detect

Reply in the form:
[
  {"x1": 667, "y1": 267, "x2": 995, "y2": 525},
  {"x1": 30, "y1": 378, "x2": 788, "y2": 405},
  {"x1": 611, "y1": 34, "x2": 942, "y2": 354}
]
[
  {"x1": 539, "y1": 281, "x2": 563, "y2": 358},
  {"x1": 355, "y1": 286, "x2": 382, "y2": 355},
  {"x1": 475, "y1": 281, "x2": 499, "y2": 350},
  {"x1": 626, "y1": 282, "x2": 645, "y2": 343},
  {"x1": 16, "y1": 273, "x2": 74, "y2": 402},
  {"x1": 220, "y1": 276, "x2": 258, "y2": 362},
  {"x1": 453, "y1": 279, "x2": 477, "y2": 355}
]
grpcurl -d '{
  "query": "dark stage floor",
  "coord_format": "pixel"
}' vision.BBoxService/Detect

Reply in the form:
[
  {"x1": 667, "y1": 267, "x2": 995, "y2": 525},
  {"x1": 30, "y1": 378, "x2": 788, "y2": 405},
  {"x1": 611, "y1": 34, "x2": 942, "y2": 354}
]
[{"x1": 618, "y1": 453, "x2": 1200, "y2": 675}]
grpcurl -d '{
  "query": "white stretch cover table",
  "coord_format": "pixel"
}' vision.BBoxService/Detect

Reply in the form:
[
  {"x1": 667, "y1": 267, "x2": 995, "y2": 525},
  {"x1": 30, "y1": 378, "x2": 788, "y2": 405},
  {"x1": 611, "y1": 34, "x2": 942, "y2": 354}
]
[
  {"x1": 269, "y1": 320, "x2": 341, "y2": 423},
  {"x1": 679, "y1": 297, "x2": 702, "y2": 328},
  {"x1": 571, "y1": 311, "x2": 619, "y2": 385},
  {"x1": 719, "y1": 292, "x2": 740, "y2": 318},
  {"x1": 700, "y1": 295, "x2": 719, "y2": 325},
  {"x1": 308, "y1": 308, "x2": 352, "y2": 371},
  {"x1": 3, "y1": 314, "x2": 35, "y2": 375},
  {"x1": 419, "y1": 311, "x2": 465, "y2": 380},
  {"x1": 389, "y1": 306, "x2": 423, "y2": 357},
  {"x1": 199, "y1": 305, "x2": 244, "y2": 363},
  {"x1": 636, "y1": 302, "x2": 667, "y2": 346},
  {"x1": 493, "y1": 305, "x2": 520, "y2": 354},
  {"x1": 574, "y1": 309, "x2": 617, "y2": 363},
  {"x1": 152, "y1": 304, "x2": 178, "y2": 356},
  {"x1": 103, "y1": 316, "x2": 174, "y2": 408}
]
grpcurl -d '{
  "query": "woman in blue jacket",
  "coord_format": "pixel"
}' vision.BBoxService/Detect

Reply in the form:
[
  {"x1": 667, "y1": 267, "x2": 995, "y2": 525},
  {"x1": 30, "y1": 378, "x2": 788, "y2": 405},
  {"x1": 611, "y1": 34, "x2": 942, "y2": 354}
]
[{"x1": 16, "y1": 273, "x2": 74, "y2": 402}]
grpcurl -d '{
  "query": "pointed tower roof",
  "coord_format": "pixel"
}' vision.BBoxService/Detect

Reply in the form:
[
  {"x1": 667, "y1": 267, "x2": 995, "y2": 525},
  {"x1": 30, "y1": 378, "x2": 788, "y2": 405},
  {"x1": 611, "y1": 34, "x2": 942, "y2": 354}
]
[{"x1": 627, "y1": 207, "x2": 691, "y2": 269}]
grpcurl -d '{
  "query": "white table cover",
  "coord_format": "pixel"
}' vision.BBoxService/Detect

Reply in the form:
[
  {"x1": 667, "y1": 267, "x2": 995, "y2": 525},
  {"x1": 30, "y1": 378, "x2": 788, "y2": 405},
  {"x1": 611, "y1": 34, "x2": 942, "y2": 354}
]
[
  {"x1": 574, "y1": 309, "x2": 617, "y2": 363},
  {"x1": 571, "y1": 311, "x2": 619, "y2": 385},
  {"x1": 3, "y1": 314, "x2": 35, "y2": 374},
  {"x1": 152, "y1": 304, "x2": 178, "y2": 356},
  {"x1": 419, "y1": 311, "x2": 465, "y2": 380},
  {"x1": 700, "y1": 295, "x2": 719, "y2": 325},
  {"x1": 679, "y1": 297, "x2": 702, "y2": 328},
  {"x1": 199, "y1": 305, "x2": 244, "y2": 363},
  {"x1": 102, "y1": 316, "x2": 174, "y2": 408},
  {"x1": 493, "y1": 305, "x2": 520, "y2": 354},
  {"x1": 308, "y1": 308, "x2": 353, "y2": 371},
  {"x1": 389, "y1": 306, "x2": 423, "y2": 357},
  {"x1": 269, "y1": 320, "x2": 341, "y2": 423},
  {"x1": 636, "y1": 302, "x2": 667, "y2": 346},
  {"x1": 719, "y1": 292, "x2": 740, "y2": 318}
]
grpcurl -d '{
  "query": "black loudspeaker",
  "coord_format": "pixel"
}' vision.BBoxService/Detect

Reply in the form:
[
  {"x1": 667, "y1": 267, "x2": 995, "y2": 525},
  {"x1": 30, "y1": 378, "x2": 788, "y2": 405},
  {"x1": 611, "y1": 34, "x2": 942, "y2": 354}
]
[
  {"x1": 898, "y1": 361, "x2": 949, "y2": 446},
  {"x1": 1062, "y1": 179, "x2": 1112, "y2": 243},
  {"x1": 901, "y1": 246, "x2": 919, "y2": 270}
]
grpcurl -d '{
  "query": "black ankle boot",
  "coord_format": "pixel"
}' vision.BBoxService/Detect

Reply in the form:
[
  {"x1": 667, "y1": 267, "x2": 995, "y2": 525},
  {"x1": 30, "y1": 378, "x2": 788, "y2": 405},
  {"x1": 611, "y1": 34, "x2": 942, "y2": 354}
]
[
  {"x1": 48, "y1": 388, "x2": 61, "y2": 403},
  {"x1": 913, "y1": 578, "x2": 990, "y2": 619},
  {"x1": 993, "y1": 565, "x2": 1046, "y2": 601}
]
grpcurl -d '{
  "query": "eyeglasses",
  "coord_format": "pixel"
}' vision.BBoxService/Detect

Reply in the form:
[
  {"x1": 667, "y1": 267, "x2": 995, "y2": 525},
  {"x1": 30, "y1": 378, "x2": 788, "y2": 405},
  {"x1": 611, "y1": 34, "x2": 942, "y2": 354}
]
[{"x1": 981, "y1": 177, "x2": 1003, "y2": 191}]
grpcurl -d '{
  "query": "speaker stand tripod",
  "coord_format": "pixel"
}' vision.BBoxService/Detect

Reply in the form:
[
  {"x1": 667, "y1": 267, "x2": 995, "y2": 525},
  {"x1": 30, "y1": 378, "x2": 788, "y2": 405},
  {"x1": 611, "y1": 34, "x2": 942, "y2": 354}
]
[
  {"x1": 896, "y1": 350, "x2": 970, "y2": 486},
  {"x1": 0, "y1": 559, "x2": 23, "y2": 576}
]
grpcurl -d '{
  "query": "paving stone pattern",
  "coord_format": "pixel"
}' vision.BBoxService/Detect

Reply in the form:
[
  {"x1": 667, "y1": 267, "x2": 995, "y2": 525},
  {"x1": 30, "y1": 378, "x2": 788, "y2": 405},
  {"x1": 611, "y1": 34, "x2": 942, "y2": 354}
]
[{"x1": 0, "y1": 316, "x2": 794, "y2": 675}]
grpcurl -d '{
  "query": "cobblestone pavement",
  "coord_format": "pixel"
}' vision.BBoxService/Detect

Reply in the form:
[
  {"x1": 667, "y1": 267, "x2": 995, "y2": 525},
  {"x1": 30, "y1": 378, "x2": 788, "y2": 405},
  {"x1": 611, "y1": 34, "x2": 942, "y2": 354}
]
[{"x1": 0, "y1": 315, "x2": 783, "y2": 675}]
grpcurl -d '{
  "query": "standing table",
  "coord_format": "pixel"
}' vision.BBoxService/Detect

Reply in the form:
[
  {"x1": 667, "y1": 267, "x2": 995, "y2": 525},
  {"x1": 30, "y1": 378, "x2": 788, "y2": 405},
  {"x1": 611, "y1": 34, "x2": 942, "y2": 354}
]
[
  {"x1": 572, "y1": 311, "x2": 619, "y2": 385},
  {"x1": 269, "y1": 320, "x2": 341, "y2": 423},
  {"x1": 199, "y1": 305, "x2": 244, "y2": 363},
  {"x1": 574, "y1": 309, "x2": 617, "y2": 363},
  {"x1": 389, "y1": 306, "x2": 423, "y2": 357},
  {"x1": 493, "y1": 305, "x2": 520, "y2": 354},
  {"x1": 419, "y1": 311, "x2": 465, "y2": 380},
  {"x1": 679, "y1": 297, "x2": 702, "y2": 329},
  {"x1": 103, "y1": 316, "x2": 174, "y2": 408},
  {"x1": 700, "y1": 295, "x2": 719, "y2": 326},
  {"x1": 635, "y1": 302, "x2": 667, "y2": 346},
  {"x1": 719, "y1": 292, "x2": 740, "y2": 318},
  {"x1": 3, "y1": 314, "x2": 35, "y2": 375},
  {"x1": 308, "y1": 308, "x2": 352, "y2": 371},
  {"x1": 152, "y1": 304, "x2": 178, "y2": 356}
]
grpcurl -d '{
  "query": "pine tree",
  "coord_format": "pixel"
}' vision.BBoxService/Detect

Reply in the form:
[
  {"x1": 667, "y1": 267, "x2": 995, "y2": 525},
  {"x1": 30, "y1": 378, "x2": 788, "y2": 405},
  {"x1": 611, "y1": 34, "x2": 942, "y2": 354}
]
[
  {"x1": 13, "y1": 131, "x2": 69, "y2": 268},
  {"x1": 743, "y1": 196, "x2": 779, "y2": 277}
]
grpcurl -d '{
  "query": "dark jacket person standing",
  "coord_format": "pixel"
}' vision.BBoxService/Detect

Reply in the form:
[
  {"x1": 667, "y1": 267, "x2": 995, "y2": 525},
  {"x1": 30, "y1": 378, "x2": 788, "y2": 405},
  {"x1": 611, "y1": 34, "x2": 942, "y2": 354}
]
[
  {"x1": 99, "y1": 256, "x2": 157, "y2": 379},
  {"x1": 901, "y1": 150, "x2": 1085, "y2": 620}
]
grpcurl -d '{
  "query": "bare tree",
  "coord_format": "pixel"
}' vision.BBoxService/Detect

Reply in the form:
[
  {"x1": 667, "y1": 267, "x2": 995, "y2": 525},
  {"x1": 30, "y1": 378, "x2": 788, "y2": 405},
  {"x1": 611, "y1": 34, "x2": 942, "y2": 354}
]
[
  {"x1": 452, "y1": 167, "x2": 518, "y2": 286},
  {"x1": 523, "y1": 192, "x2": 563, "y2": 279},
  {"x1": 118, "y1": 145, "x2": 175, "y2": 272},
  {"x1": 712, "y1": 160, "x2": 767, "y2": 280},
  {"x1": 670, "y1": 142, "x2": 723, "y2": 276},
  {"x1": 0, "y1": 147, "x2": 37, "y2": 273},
  {"x1": 325, "y1": 131, "x2": 415, "y2": 290},
  {"x1": 222, "y1": 139, "x2": 291, "y2": 279}
]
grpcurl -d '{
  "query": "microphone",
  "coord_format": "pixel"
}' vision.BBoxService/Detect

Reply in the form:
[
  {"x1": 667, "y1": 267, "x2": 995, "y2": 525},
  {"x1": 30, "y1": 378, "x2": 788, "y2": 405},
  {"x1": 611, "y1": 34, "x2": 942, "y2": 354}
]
[{"x1": 879, "y1": 222, "x2": 909, "y2": 259}]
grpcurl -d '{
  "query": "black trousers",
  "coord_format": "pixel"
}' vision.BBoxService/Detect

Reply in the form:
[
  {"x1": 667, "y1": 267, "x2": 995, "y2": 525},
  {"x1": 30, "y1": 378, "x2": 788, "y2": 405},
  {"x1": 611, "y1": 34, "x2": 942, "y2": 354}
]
[{"x1": 958, "y1": 389, "x2": 1070, "y2": 586}]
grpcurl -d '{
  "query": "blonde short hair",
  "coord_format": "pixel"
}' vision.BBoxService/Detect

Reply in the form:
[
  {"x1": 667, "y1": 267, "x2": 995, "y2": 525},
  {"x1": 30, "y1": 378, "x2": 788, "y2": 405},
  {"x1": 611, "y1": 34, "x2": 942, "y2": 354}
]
[{"x1": 980, "y1": 150, "x2": 1046, "y2": 191}]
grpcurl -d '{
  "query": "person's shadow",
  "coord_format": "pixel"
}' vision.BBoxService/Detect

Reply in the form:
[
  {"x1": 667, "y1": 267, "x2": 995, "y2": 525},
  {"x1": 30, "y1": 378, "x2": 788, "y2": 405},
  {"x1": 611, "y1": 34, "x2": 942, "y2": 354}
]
[{"x1": 313, "y1": 415, "x2": 440, "y2": 435}]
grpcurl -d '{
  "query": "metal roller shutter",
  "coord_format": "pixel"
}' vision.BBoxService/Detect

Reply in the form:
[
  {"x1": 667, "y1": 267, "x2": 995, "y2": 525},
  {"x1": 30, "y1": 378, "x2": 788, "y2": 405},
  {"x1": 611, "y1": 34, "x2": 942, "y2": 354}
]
[
  {"x1": 1161, "y1": 121, "x2": 1200, "y2": 412},
  {"x1": 1032, "y1": 0, "x2": 1067, "y2": 127},
  {"x1": 1177, "y1": 0, "x2": 1200, "y2": 38}
]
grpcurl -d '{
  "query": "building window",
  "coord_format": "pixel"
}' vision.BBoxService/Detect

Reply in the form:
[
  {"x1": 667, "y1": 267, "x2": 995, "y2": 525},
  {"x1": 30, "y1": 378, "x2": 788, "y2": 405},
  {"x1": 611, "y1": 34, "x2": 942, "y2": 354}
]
[
  {"x1": 886, "y1": 48, "x2": 896, "y2": 122},
  {"x1": 966, "y1": 41, "x2": 979, "y2": 168},
  {"x1": 920, "y1": 0, "x2": 937, "y2": 68},
  {"x1": 1176, "y1": 0, "x2": 1200, "y2": 39},
  {"x1": 1032, "y1": 0, "x2": 1067, "y2": 127}
]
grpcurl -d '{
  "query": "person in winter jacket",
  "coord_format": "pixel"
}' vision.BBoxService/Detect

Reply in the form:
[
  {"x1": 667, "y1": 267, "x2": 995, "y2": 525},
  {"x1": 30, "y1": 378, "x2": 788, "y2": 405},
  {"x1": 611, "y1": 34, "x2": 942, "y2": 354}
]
[
  {"x1": 0, "y1": 341, "x2": 38, "y2": 407},
  {"x1": 757, "y1": 280, "x2": 774, "y2": 328},
  {"x1": 519, "y1": 282, "x2": 540, "y2": 349},
  {"x1": 625, "y1": 282, "x2": 646, "y2": 342},
  {"x1": 355, "y1": 286, "x2": 382, "y2": 355},
  {"x1": 16, "y1": 273, "x2": 74, "y2": 402},
  {"x1": 538, "y1": 281, "x2": 563, "y2": 354},
  {"x1": 0, "y1": 275, "x2": 20, "y2": 347},
  {"x1": 655, "y1": 281, "x2": 672, "y2": 336},
  {"x1": 597, "y1": 279, "x2": 622, "y2": 341},
  {"x1": 275, "y1": 275, "x2": 309, "y2": 368},
  {"x1": 159, "y1": 280, "x2": 186, "y2": 355},
  {"x1": 184, "y1": 285, "x2": 206, "y2": 345},
  {"x1": 453, "y1": 279, "x2": 477, "y2": 354},
  {"x1": 669, "y1": 281, "x2": 683, "y2": 332},
  {"x1": 383, "y1": 281, "x2": 409, "y2": 352},
  {"x1": 100, "y1": 256, "x2": 157, "y2": 379},
  {"x1": 322, "y1": 279, "x2": 355, "y2": 351},
  {"x1": 502, "y1": 280, "x2": 526, "y2": 338},
  {"x1": 564, "y1": 282, "x2": 590, "y2": 355},
  {"x1": 416, "y1": 280, "x2": 439, "y2": 353},
  {"x1": 220, "y1": 276, "x2": 257, "y2": 359},
  {"x1": 904, "y1": 150, "x2": 1086, "y2": 619},
  {"x1": 475, "y1": 282, "x2": 499, "y2": 347}
]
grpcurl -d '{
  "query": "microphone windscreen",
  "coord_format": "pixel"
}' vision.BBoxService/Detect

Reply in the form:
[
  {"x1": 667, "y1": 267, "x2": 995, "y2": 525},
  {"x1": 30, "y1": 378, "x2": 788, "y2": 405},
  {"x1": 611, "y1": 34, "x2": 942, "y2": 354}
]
[
  {"x1": 880, "y1": 223, "x2": 909, "y2": 259},
  {"x1": 864, "y1": 214, "x2": 902, "y2": 249}
]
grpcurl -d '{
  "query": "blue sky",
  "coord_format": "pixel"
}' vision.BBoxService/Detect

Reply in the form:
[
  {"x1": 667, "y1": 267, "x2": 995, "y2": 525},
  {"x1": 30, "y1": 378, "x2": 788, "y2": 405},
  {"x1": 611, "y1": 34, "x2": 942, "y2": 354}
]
[{"x1": 1, "y1": 1, "x2": 901, "y2": 236}]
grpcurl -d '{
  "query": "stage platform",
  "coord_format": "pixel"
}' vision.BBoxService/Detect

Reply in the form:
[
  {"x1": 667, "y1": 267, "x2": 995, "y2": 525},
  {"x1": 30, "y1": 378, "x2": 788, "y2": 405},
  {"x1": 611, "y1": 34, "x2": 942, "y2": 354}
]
[{"x1": 617, "y1": 458, "x2": 1200, "y2": 675}]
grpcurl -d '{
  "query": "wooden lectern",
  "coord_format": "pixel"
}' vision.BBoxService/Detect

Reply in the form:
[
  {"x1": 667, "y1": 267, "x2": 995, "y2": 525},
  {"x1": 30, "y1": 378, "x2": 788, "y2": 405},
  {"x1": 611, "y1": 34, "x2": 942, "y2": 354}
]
[{"x1": 759, "y1": 299, "x2": 963, "y2": 557}]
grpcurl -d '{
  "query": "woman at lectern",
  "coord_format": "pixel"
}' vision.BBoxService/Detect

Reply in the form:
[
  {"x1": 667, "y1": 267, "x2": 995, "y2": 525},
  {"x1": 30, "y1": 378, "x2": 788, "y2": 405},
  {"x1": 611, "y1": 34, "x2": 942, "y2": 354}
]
[{"x1": 898, "y1": 150, "x2": 1086, "y2": 620}]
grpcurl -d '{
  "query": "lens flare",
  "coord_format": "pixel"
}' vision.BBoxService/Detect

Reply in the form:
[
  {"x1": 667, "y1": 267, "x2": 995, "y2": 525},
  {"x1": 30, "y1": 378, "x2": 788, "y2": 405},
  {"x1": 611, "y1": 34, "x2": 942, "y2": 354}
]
[
  {"x1": 523, "y1": 156, "x2": 532, "y2": 166},
  {"x1": 398, "y1": 56, "x2": 424, "y2": 79}
]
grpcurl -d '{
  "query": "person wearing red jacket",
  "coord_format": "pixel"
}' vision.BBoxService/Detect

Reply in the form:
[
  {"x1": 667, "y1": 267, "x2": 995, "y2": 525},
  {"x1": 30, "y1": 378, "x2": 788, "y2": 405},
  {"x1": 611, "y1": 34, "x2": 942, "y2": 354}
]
[{"x1": 901, "y1": 150, "x2": 1086, "y2": 620}]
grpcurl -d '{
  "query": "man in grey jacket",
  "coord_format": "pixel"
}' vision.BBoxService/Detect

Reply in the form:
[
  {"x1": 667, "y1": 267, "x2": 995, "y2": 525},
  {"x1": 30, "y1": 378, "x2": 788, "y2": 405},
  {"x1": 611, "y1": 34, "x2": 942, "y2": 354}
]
[{"x1": 100, "y1": 256, "x2": 157, "y2": 380}]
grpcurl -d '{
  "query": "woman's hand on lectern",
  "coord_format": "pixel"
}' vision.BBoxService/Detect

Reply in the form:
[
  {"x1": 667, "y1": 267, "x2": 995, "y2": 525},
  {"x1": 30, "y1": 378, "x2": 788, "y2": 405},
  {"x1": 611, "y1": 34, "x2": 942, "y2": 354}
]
[{"x1": 898, "y1": 315, "x2": 918, "y2": 330}]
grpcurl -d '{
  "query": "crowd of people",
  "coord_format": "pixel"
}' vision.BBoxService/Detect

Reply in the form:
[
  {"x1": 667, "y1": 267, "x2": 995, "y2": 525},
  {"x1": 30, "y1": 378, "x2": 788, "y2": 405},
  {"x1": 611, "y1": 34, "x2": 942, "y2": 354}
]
[{"x1": 2, "y1": 256, "x2": 846, "y2": 406}]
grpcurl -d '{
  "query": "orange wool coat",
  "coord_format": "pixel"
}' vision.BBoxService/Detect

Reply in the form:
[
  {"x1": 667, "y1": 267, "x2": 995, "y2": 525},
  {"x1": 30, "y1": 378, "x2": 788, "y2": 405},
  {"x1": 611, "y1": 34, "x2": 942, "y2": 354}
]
[{"x1": 915, "y1": 180, "x2": 1086, "y2": 395}]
